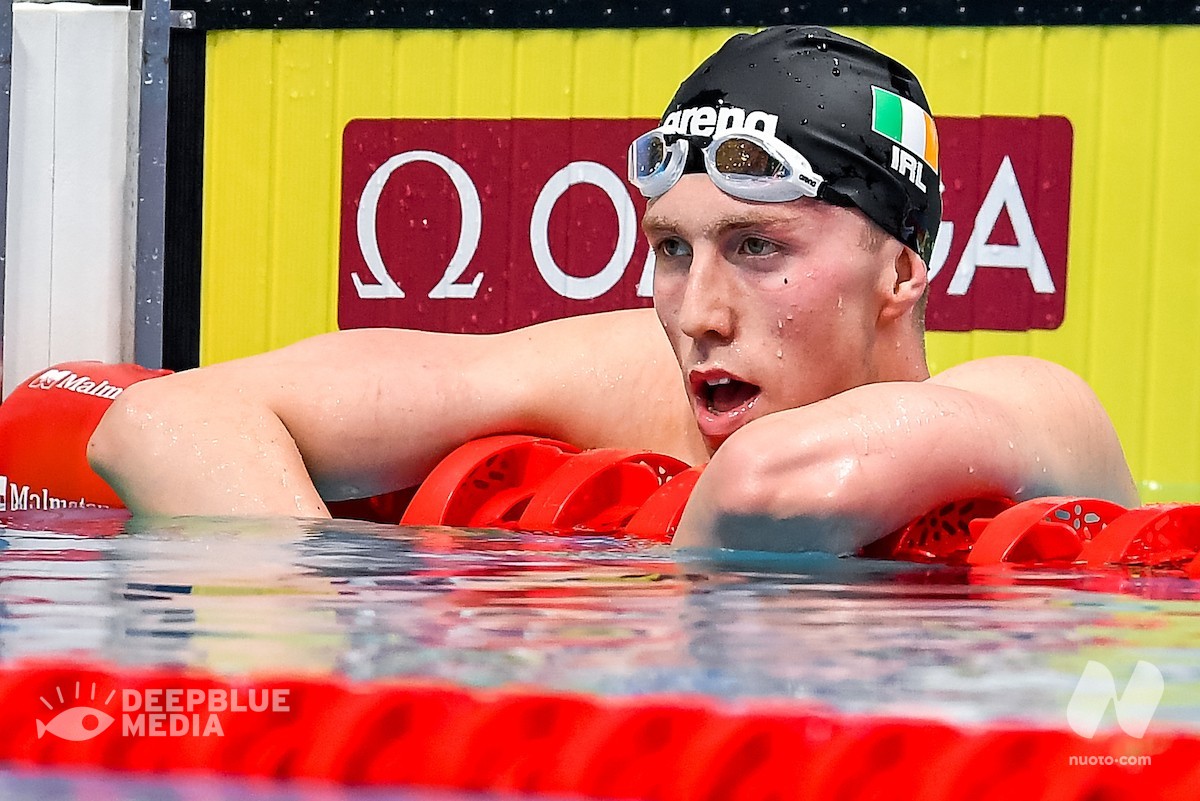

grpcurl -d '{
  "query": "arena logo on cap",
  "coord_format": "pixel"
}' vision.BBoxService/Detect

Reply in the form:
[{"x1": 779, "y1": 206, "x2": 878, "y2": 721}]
[{"x1": 659, "y1": 105, "x2": 779, "y2": 139}]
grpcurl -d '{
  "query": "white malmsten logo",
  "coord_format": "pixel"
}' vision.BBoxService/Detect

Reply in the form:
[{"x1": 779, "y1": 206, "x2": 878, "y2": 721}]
[
  {"x1": 28, "y1": 369, "x2": 124, "y2": 400},
  {"x1": 659, "y1": 105, "x2": 780, "y2": 139},
  {"x1": 1066, "y1": 660, "x2": 1164, "y2": 739},
  {"x1": 0, "y1": 473, "x2": 106, "y2": 512},
  {"x1": 29, "y1": 368, "x2": 73, "y2": 390}
]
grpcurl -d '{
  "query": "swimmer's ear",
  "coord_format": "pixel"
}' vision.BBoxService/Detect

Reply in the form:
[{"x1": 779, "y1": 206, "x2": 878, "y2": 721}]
[{"x1": 877, "y1": 245, "x2": 928, "y2": 324}]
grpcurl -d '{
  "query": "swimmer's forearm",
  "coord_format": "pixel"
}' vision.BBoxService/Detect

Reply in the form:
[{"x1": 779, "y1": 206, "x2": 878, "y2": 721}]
[
  {"x1": 672, "y1": 383, "x2": 1028, "y2": 553},
  {"x1": 85, "y1": 327, "x2": 537, "y2": 517},
  {"x1": 88, "y1": 378, "x2": 331, "y2": 518}
]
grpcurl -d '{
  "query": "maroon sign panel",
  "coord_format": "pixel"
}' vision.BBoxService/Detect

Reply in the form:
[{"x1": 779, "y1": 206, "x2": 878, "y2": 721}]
[
  {"x1": 338, "y1": 116, "x2": 1072, "y2": 333},
  {"x1": 929, "y1": 116, "x2": 1073, "y2": 331}
]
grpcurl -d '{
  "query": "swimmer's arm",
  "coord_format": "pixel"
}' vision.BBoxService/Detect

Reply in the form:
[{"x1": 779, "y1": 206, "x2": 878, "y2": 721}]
[
  {"x1": 673, "y1": 357, "x2": 1138, "y2": 553},
  {"x1": 88, "y1": 329, "x2": 529, "y2": 517},
  {"x1": 87, "y1": 309, "x2": 695, "y2": 518}
]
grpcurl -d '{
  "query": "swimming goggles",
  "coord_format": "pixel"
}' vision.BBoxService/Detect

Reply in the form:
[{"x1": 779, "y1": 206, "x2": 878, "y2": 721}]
[{"x1": 627, "y1": 127, "x2": 825, "y2": 203}]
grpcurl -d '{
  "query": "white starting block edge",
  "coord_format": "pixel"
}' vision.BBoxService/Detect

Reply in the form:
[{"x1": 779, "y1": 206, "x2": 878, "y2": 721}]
[{"x1": 3, "y1": 2, "x2": 140, "y2": 399}]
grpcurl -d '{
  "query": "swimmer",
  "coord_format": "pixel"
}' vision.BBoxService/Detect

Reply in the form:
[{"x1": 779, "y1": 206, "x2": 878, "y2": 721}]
[{"x1": 87, "y1": 26, "x2": 1137, "y2": 552}]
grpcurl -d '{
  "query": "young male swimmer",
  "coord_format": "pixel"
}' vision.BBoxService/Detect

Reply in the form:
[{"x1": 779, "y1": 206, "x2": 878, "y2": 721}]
[{"x1": 87, "y1": 26, "x2": 1137, "y2": 552}]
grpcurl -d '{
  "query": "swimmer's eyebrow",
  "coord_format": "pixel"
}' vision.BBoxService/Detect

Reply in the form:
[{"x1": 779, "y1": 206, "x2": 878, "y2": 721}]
[
  {"x1": 641, "y1": 213, "x2": 680, "y2": 238},
  {"x1": 641, "y1": 209, "x2": 809, "y2": 239}
]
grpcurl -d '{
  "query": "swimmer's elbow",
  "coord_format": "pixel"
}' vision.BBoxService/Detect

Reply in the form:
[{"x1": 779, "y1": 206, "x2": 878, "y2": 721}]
[
  {"x1": 674, "y1": 421, "x2": 868, "y2": 553},
  {"x1": 86, "y1": 379, "x2": 160, "y2": 480}
]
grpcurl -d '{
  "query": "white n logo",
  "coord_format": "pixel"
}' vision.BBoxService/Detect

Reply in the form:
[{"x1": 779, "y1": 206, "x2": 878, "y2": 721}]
[{"x1": 1066, "y1": 660, "x2": 1164, "y2": 739}]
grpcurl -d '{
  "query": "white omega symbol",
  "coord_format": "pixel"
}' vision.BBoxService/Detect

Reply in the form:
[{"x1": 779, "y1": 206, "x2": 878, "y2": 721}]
[
  {"x1": 353, "y1": 153, "x2": 642, "y2": 302},
  {"x1": 353, "y1": 149, "x2": 484, "y2": 300}
]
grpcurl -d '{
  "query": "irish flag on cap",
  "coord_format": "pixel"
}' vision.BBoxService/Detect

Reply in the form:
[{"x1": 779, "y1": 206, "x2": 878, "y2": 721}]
[{"x1": 871, "y1": 86, "x2": 939, "y2": 171}]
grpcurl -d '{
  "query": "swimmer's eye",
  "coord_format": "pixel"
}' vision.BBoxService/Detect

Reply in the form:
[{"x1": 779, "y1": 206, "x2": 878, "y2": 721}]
[
  {"x1": 654, "y1": 237, "x2": 693, "y2": 259},
  {"x1": 739, "y1": 236, "x2": 779, "y2": 257}
]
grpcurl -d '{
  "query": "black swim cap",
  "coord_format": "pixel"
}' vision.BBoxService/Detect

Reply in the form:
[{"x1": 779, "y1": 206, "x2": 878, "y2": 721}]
[{"x1": 663, "y1": 26, "x2": 941, "y2": 263}]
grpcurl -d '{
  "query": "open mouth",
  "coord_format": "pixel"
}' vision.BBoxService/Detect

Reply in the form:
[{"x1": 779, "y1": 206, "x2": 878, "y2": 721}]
[{"x1": 693, "y1": 373, "x2": 762, "y2": 416}]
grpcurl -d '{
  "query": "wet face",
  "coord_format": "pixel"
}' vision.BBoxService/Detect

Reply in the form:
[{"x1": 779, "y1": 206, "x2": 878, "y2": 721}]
[{"x1": 646, "y1": 174, "x2": 897, "y2": 453}]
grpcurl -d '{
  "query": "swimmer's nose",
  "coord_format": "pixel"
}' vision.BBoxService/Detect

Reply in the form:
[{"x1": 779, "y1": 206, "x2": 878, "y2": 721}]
[{"x1": 676, "y1": 254, "x2": 735, "y2": 342}]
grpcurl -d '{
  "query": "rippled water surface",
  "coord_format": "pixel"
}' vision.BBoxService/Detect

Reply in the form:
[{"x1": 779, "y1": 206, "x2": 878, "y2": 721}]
[{"x1": 2, "y1": 510, "x2": 1199, "y2": 730}]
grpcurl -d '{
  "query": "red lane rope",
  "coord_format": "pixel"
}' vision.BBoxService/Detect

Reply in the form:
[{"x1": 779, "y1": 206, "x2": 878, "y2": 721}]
[
  {"x1": 397, "y1": 436, "x2": 1200, "y2": 577},
  {"x1": 3, "y1": 660, "x2": 1195, "y2": 799}
]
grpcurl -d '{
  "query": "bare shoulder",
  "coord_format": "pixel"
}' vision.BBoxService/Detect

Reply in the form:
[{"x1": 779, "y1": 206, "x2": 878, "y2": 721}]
[
  {"x1": 928, "y1": 355, "x2": 1138, "y2": 504},
  {"x1": 928, "y1": 354, "x2": 1085, "y2": 396}
]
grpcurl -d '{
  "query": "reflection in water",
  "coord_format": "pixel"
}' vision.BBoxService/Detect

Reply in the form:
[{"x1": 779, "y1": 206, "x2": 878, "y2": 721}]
[
  {"x1": 0, "y1": 765, "x2": 528, "y2": 801},
  {"x1": 0, "y1": 512, "x2": 1198, "y2": 729}
]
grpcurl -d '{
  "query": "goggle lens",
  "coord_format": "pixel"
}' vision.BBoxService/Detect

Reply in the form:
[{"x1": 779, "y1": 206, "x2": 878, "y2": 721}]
[
  {"x1": 633, "y1": 134, "x2": 668, "y2": 179},
  {"x1": 712, "y1": 137, "x2": 787, "y2": 179}
]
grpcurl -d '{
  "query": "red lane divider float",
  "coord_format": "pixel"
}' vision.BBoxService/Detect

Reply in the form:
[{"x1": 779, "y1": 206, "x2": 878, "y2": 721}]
[
  {"x1": 400, "y1": 435, "x2": 581, "y2": 528},
  {"x1": 0, "y1": 361, "x2": 170, "y2": 513},
  {"x1": 402, "y1": 437, "x2": 1200, "y2": 575},
  {"x1": 1, "y1": 659, "x2": 1196, "y2": 799},
  {"x1": 400, "y1": 435, "x2": 699, "y2": 541},
  {"x1": 965, "y1": 497, "x2": 1130, "y2": 566},
  {"x1": 859, "y1": 495, "x2": 1015, "y2": 563}
]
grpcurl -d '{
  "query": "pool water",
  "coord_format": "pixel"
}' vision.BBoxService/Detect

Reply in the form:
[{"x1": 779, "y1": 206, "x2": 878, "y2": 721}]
[{"x1": 2, "y1": 510, "x2": 1198, "y2": 734}]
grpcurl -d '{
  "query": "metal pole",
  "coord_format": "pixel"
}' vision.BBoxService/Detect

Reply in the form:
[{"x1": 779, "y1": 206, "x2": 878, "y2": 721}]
[
  {"x1": 134, "y1": 0, "x2": 171, "y2": 369},
  {"x1": 0, "y1": 0, "x2": 14, "y2": 395}
]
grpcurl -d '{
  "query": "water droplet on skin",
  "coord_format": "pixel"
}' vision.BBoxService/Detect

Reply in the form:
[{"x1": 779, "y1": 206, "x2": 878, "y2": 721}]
[
  {"x1": 968, "y1": 466, "x2": 975, "y2": 474},
  {"x1": 776, "y1": 349, "x2": 784, "y2": 359},
  {"x1": 832, "y1": 68, "x2": 840, "y2": 76},
  {"x1": 817, "y1": 41, "x2": 827, "y2": 50},
  {"x1": 778, "y1": 320, "x2": 783, "y2": 329}
]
